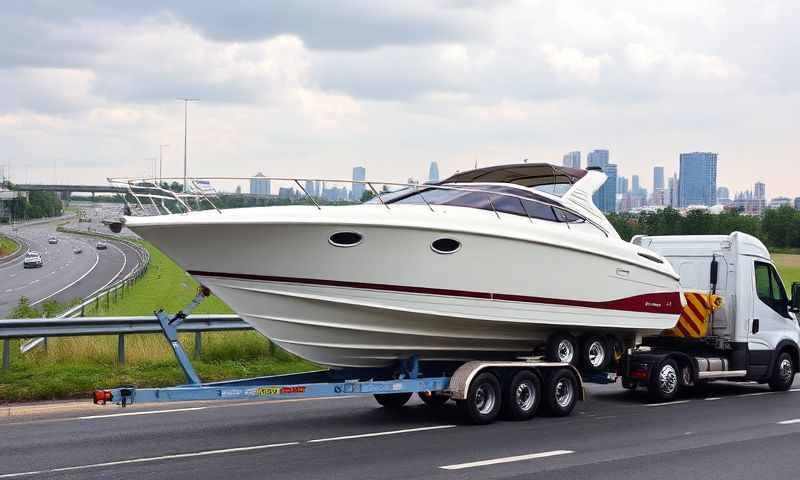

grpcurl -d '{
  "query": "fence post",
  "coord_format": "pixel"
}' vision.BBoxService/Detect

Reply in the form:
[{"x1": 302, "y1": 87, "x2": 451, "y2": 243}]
[
  {"x1": 2, "y1": 339, "x2": 9, "y2": 369},
  {"x1": 106, "y1": 291, "x2": 110, "y2": 309},
  {"x1": 194, "y1": 331, "x2": 202, "y2": 358},
  {"x1": 117, "y1": 334, "x2": 125, "y2": 365}
]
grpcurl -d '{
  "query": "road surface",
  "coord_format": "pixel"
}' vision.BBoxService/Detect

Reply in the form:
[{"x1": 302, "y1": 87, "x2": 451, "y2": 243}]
[
  {"x1": 1, "y1": 380, "x2": 800, "y2": 479},
  {"x1": 0, "y1": 218, "x2": 139, "y2": 317}
]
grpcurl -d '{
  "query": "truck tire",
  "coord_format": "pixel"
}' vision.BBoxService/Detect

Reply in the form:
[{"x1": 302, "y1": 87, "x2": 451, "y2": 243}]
[
  {"x1": 768, "y1": 352, "x2": 795, "y2": 392},
  {"x1": 457, "y1": 371, "x2": 502, "y2": 424},
  {"x1": 418, "y1": 391, "x2": 449, "y2": 408},
  {"x1": 545, "y1": 333, "x2": 579, "y2": 366},
  {"x1": 502, "y1": 370, "x2": 541, "y2": 421},
  {"x1": 542, "y1": 368, "x2": 578, "y2": 417},
  {"x1": 648, "y1": 358, "x2": 679, "y2": 402},
  {"x1": 580, "y1": 335, "x2": 610, "y2": 372},
  {"x1": 374, "y1": 392, "x2": 412, "y2": 409}
]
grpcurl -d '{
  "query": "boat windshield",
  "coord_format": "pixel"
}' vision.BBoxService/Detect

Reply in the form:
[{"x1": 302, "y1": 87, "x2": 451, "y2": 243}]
[{"x1": 371, "y1": 185, "x2": 585, "y2": 223}]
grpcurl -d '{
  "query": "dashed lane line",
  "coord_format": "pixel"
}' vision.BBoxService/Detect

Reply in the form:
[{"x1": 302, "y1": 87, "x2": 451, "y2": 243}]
[
  {"x1": 440, "y1": 450, "x2": 575, "y2": 470},
  {"x1": 79, "y1": 407, "x2": 207, "y2": 420},
  {"x1": 307, "y1": 425, "x2": 456, "y2": 443},
  {"x1": 777, "y1": 419, "x2": 800, "y2": 425},
  {"x1": 644, "y1": 400, "x2": 691, "y2": 407}
]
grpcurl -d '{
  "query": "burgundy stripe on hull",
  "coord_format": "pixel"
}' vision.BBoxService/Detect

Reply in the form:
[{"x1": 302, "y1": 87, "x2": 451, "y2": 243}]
[{"x1": 187, "y1": 270, "x2": 684, "y2": 315}]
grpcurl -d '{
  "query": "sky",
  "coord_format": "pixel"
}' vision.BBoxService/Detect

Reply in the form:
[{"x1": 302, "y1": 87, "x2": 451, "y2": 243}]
[{"x1": 0, "y1": 1, "x2": 798, "y2": 198}]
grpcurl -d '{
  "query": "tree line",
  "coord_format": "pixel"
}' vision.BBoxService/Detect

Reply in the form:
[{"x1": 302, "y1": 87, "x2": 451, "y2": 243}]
[
  {"x1": 2, "y1": 185, "x2": 63, "y2": 222},
  {"x1": 607, "y1": 206, "x2": 800, "y2": 249}
]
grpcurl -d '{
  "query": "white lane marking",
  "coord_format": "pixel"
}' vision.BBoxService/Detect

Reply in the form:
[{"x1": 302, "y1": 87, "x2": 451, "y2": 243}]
[
  {"x1": 440, "y1": 450, "x2": 575, "y2": 470},
  {"x1": 0, "y1": 442, "x2": 299, "y2": 478},
  {"x1": 84, "y1": 241, "x2": 127, "y2": 298},
  {"x1": 79, "y1": 407, "x2": 206, "y2": 420},
  {"x1": 790, "y1": 388, "x2": 800, "y2": 392},
  {"x1": 705, "y1": 397, "x2": 722, "y2": 401},
  {"x1": 30, "y1": 248, "x2": 99, "y2": 306},
  {"x1": 308, "y1": 425, "x2": 456, "y2": 443},
  {"x1": 735, "y1": 391, "x2": 776, "y2": 398},
  {"x1": 777, "y1": 419, "x2": 800, "y2": 425},
  {"x1": 644, "y1": 400, "x2": 691, "y2": 407},
  {"x1": 4, "y1": 289, "x2": 11, "y2": 293}
]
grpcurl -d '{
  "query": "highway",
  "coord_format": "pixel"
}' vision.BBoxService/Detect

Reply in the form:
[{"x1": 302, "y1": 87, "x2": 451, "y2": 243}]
[
  {"x1": 1, "y1": 380, "x2": 800, "y2": 479},
  {"x1": 0, "y1": 216, "x2": 140, "y2": 317}
]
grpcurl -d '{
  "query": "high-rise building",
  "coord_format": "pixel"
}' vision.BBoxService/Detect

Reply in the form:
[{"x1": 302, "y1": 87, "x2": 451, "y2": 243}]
[
  {"x1": 586, "y1": 149, "x2": 609, "y2": 169},
  {"x1": 653, "y1": 167, "x2": 665, "y2": 192},
  {"x1": 304, "y1": 180, "x2": 317, "y2": 197},
  {"x1": 717, "y1": 186, "x2": 730, "y2": 203},
  {"x1": 250, "y1": 172, "x2": 270, "y2": 196},
  {"x1": 428, "y1": 162, "x2": 440, "y2": 183},
  {"x1": 678, "y1": 152, "x2": 717, "y2": 207},
  {"x1": 632, "y1": 175, "x2": 641, "y2": 194},
  {"x1": 599, "y1": 164, "x2": 618, "y2": 213},
  {"x1": 562, "y1": 151, "x2": 581, "y2": 169},
  {"x1": 754, "y1": 182, "x2": 766, "y2": 200},
  {"x1": 768, "y1": 197, "x2": 792, "y2": 209},
  {"x1": 794, "y1": 197, "x2": 800, "y2": 210},
  {"x1": 667, "y1": 174, "x2": 679, "y2": 208},
  {"x1": 352, "y1": 166, "x2": 366, "y2": 202},
  {"x1": 617, "y1": 176, "x2": 629, "y2": 195}
]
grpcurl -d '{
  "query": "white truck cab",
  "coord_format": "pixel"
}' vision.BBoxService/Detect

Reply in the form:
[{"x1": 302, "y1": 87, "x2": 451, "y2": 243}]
[{"x1": 624, "y1": 232, "x2": 800, "y2": 400}]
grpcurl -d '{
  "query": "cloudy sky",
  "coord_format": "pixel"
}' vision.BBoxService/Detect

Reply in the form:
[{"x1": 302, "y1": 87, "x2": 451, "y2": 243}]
[{"x1": 0, "y1": 1, "x2": 797, "y2": 197}]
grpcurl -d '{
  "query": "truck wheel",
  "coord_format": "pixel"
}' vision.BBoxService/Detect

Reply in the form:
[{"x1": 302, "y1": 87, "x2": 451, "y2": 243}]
[
  {"x1": 457, "y1": 371, "x2": 502, "y2": 424},
  {"x1": 545, "y1": 333, "x2": 579, "y2": 366},
  {"x1": 418, "y1": 391, "x2": 449, "y2": 407},
  {"x1": 648, "y1": 359, "x2": 679, "y2": 402},
  {"x1": 374, "y1": 392, "x2": 412, "y2": 409},
  {"x1": 542, "y1": 368, "x2": 578, "y2": 417},
  {"x1": 580, "y1": 335, "x2": 610, "y2": 372},
  {"x1": 768, "y1": 352, "x2": 795, "y2": 391},
  {"x1": 502, "y1": 370, "x2": 541, "y2": 421}
]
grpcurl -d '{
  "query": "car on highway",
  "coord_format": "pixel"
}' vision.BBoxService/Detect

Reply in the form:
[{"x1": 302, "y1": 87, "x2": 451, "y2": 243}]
[
  {"x1": 48, "y1": 236, "x2": 58, "y2": 244},
  {"x1": 96, "y1": 241, "x2": 108, "y2": 250},
  {"x1": 73, "y1": 246, "x2": 83, "y2": 254},
  {"x1": 23, "y1": 252, "x2": 43, "y2": 268}
]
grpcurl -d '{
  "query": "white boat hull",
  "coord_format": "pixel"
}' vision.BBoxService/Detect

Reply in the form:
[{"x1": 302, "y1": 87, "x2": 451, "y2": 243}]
[{"x1": 128, "y1": 205, "x2": 683, "y2": 368}]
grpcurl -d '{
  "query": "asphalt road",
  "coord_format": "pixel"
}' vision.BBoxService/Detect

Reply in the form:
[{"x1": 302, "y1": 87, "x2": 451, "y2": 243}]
[
  {"x1": 2, "y1": 379, "x2": 800, "y2": 479},
  {"x1": 0, "y1": 217, "x2": 139, "y2": 317}
]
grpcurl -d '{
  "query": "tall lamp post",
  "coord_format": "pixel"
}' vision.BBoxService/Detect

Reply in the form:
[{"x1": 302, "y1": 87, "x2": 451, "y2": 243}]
[
  {"x1": 159, "y1": 144, "x2": 169, "y2": 185},
  {"x1": 177, "y1": 98, "x2": 199, "y2": 192}
]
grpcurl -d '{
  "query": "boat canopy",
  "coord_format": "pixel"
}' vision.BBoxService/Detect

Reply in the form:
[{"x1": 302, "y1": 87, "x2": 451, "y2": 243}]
[{"x1": 440, "y1": 164, "x2": 586, "y2": 189}]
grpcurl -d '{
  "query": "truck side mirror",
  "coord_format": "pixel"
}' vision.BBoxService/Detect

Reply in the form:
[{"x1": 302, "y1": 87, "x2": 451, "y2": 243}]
[
  {"x1": 791, "y1": 282, "x2": 800, "y2": 313},
  {"x1": 709, "y1": 258, "x2": 719, "y2": 286}
]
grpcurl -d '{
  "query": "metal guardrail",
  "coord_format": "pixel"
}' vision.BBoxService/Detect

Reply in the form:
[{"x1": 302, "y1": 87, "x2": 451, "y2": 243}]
[{"x1": 1, "y1": 315, "x2": 252, "y2": 369}]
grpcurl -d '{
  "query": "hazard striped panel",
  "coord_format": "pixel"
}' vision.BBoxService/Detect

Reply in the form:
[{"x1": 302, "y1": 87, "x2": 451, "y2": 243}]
[{"x1": 663, "y1": 292, "x2": 723, "y2": 338}]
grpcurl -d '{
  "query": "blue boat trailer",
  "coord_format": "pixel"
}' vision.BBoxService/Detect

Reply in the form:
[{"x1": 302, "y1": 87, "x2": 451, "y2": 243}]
[{"x1": 92, "y1": 289, "x2": 589, "y2": 424}]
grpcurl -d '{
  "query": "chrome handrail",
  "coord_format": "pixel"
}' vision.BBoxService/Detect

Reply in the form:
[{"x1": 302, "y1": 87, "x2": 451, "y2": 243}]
[{"x1": 107, "y1": 175, "x2": 609, "y2": 236}]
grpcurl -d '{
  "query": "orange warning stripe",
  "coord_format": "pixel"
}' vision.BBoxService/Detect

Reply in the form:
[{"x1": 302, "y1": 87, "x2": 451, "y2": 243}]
[{"x1": 664, "y1": 292, "x2": 722, "y2": 339}]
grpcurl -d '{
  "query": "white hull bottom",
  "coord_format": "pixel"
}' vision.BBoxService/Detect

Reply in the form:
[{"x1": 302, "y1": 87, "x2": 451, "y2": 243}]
[{"x1": 199, "y1": 276, "x2": 677, "y2": 368}]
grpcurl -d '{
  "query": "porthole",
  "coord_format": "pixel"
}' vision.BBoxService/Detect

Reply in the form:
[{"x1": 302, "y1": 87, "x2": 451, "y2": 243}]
[
  {"x1": 431, "y1": 238, "x2": 461, "y2": 254},
  {"x1": 329, "y1": 231, "x2": 363, "y2": 247}
]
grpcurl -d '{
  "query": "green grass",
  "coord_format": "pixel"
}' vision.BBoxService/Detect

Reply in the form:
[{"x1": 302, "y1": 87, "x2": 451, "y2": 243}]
[
  {"x1": 774, "y1": 254, "x2": 800, "y2": 287},
  {"x1": 0, "y1": 234, "x2": 19, "y2": 257},
  {"x1": 0, "y1": 241, "x2": 316, "y2": 403}
]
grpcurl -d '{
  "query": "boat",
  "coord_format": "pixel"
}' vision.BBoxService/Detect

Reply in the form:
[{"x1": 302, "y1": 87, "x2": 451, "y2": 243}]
[{"x1": 114, "y1": 164, "x2": 684, "y2": 368}]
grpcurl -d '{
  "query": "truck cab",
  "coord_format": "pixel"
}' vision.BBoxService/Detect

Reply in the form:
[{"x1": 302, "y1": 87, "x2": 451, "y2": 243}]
[{"x1": 624, "y1": 232, "x2": 800, "y2": 400}]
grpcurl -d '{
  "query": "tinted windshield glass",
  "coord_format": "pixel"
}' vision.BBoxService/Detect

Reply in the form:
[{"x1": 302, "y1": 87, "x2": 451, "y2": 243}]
[{"x1": 386, "y1": 185, "x2": 572, "y2": 223}]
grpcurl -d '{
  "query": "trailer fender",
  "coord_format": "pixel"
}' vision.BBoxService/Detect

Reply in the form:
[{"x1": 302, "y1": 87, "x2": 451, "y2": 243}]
[{"x1": 446, "y1": 361, "x2": 585, "y2": 401}]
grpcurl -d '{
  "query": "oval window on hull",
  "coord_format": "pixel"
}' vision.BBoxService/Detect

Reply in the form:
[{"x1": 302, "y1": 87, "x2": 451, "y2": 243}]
[
  {"x1": 431, "y1": 238, "x2": 461, "y2": 254},
  {"x1": 329, "y1": 231, "x2": 363, "y2": 247}
]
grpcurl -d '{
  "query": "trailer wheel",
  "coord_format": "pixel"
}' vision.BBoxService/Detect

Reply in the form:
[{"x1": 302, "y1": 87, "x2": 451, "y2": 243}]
[
  {"x1": 545, "y1": 333, "x2": 579, "y2": 366},
  {"x1": 768, "y1": 352, "x2": 795, "y2": 392},
  {"x1": 580, "y1": 335, "x2": 610, "y2": 372},
  {"x1": 374, "y1": 392, "x2": 412, "y2": 409},
  {"x1": 457, "y1": 371, "x2": 502, "y2": 424},
  {"x1": 502, "y1": 370, "x2": 541, "y2": 421},
  {"x1": 648, "y1": 358, "x2": 679, "y2": 402},
  {"x1": 418, "y1": 391, "x2": 450, "y2": 408},
  {"x1": 542, "y1": 368, "x2": 578, "y2": 417}
]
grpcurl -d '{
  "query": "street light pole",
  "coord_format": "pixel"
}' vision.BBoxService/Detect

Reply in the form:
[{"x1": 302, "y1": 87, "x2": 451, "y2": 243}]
[
  {"x1": 177, "y1": 98, "x2": 199, "y2": 192},
  {"x1": 159, "y1": 144, "x2": 169, "y2": 185}
]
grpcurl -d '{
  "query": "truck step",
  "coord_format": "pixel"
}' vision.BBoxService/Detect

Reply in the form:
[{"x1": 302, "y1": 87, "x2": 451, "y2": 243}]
[{"x1": 697, "y1": 370, "x2": 747, "y2": 380}]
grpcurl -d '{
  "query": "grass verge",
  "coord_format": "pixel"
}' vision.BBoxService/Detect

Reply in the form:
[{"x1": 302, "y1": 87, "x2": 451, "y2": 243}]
[{"x1": 0, "y1": 234, "x2": 19, "y2": 258}]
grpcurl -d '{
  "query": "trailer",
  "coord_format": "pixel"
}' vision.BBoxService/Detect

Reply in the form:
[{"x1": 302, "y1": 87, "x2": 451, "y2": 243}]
[{"x1": 93, "y1": 289, "x2": 587, "y2": 425}]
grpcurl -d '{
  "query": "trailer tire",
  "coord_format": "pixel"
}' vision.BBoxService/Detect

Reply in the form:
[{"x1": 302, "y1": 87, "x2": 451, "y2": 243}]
[
  {"x1": 502, "y1": 370, "x2": 541, "y2": 421},
  {"x1": 374, "y1": 392, "x2": 412, "y2": 409},
  {"x1": 457, "y1": 371, "x2": 502, "y2": 425},
  {"x1": 648, "y1": 358, "x2": 679, "y2": 402},
  {"x1": 542, "y1": 368, "x2": 578, "y2": 417},
  {"x1": 768, "y1": 351, "x2": 795, "y2": 392},
  {"x1": 418, "y1": 391, "x2": 450, "y2": 408},
  {"x1": 545, "y1": 333, "x2": 579, "y2": 366},
  {"x1": 580, "y1": 335, "x2": 610, "y2": 372}
]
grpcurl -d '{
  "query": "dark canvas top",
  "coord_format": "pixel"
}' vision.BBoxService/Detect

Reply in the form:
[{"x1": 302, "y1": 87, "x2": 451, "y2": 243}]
[{"x1": 440, "y1": 163, "x2": 587, "y2": 188}]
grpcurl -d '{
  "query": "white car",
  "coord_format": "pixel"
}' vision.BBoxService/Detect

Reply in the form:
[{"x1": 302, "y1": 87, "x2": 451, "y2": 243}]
[
  {"x1": 96, "y1": 241, "x2": 108, "y2": 250},
  {"x1": 48, "y1": 237, "x2": 58, "y2": 244},
  {"x1": 73, "y1": 246, "x2": 83, "y2": 254},
  {"x1": 23, "y1": 253, "x2": 43, "y2": 268}
]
